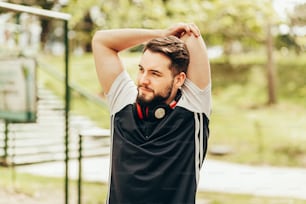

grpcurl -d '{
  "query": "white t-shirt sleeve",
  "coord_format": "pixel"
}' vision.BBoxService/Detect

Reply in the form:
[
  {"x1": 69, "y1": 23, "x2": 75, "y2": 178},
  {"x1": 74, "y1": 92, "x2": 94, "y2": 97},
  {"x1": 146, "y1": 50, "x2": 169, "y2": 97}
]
[
  {"x1": 178, "y1": 79, "x2": 212, "y2": 119},
  {"x1": 106, "y1": 71, "x2": 137, "y2": 115}
]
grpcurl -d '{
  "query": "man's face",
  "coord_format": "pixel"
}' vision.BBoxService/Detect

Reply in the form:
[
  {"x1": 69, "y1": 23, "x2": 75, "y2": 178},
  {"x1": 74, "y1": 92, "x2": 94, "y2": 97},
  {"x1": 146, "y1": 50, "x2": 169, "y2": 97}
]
[{"x1": 136, "y1": 50, "x2": 174, "y2": 106}]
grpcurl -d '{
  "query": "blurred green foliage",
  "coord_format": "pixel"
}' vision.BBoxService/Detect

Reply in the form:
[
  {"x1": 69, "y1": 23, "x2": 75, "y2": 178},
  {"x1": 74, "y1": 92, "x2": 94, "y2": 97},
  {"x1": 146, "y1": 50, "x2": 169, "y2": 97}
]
[
  {"x1": 4, "y1": 0, "x2": 279, "y2": 53},
  {"x1": 5, "y1": 0, "x2": 305, "y2": 54}
]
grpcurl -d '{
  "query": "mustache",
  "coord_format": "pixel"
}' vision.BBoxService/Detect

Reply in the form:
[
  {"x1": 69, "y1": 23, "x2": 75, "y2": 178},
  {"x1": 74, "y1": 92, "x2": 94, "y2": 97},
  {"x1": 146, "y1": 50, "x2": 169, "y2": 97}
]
[{"x1": 138, "y1": 85, "x2": 154, "y2": 92}]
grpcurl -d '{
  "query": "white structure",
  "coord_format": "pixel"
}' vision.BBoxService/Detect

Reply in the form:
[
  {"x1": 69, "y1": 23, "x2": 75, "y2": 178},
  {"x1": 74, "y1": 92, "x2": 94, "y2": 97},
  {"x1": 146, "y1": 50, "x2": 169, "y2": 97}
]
[{"x1": 0, "y1": 12, "x2": 42, "y2": 56}]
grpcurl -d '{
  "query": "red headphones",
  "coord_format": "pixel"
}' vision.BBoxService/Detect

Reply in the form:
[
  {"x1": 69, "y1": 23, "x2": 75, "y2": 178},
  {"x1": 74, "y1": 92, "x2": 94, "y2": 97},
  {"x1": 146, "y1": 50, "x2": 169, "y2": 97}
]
[{"x1": 134, "y1": 90, "x2": 181, "y2": 120}]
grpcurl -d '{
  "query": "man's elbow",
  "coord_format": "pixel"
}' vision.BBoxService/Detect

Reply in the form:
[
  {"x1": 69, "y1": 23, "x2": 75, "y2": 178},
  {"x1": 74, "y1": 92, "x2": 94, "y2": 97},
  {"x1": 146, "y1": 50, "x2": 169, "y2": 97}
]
[
  {"x1": 92, "y1": 31, "x2": 102, "y2": 48},
  {"x1": 92, "y1": 31, "x2": 110, "y2": 53}
]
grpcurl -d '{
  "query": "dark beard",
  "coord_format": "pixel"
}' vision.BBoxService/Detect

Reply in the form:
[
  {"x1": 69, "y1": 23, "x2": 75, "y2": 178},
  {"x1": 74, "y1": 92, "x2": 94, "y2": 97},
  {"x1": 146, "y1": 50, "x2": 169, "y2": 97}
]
[{"x1": 136, "y1": 85, "x2": 172, "y2": 108}]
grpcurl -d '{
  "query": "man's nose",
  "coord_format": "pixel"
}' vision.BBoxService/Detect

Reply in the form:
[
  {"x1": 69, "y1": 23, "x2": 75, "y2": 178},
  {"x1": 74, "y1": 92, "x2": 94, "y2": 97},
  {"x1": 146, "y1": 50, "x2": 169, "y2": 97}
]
[{"x1": 140, "y1": 73, "x2": 150, "y2": 85}]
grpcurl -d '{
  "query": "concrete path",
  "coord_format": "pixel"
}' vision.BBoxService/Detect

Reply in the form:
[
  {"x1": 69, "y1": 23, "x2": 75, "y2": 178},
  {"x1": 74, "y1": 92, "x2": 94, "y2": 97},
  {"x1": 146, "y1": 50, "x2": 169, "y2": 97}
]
[{"x1": 16, "y1": 157, "x2": 306, "y2": 201}]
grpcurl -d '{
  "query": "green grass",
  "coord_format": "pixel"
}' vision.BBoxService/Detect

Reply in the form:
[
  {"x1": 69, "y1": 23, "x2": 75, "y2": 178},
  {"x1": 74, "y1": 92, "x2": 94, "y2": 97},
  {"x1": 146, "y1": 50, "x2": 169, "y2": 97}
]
[
  {"x1": 208, "y1": 101, "x2": 306, "y2": 166},
  {"x1": 197, "y1": 191, "x2": 306, "y2": 204},
  {"x1": 207, "y1": 51, "x2": 306, "y2": 167},
  {"x1": 1, "y1": 166, "x2": 305, "y2": 204},
  {"x1": 0, "y1": 166, "x2": 107, "y2": 203}
]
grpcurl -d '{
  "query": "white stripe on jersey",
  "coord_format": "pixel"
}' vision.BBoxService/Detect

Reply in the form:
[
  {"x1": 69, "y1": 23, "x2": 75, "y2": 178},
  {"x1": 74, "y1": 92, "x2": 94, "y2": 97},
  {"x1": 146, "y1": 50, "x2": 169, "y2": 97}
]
[
  {"x1": 194, "y1": 113, "x2": 200, "y2": 185},
  {"x1": 194, "y1": 112, "x2": 205, "y2": 185}
]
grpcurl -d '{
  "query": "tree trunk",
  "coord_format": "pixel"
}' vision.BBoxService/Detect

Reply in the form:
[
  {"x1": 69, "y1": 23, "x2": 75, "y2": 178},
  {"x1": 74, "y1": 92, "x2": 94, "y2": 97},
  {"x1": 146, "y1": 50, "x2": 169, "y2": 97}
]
[{"x1": 266, "y1": 23, "x2": 277, "y2": 105}]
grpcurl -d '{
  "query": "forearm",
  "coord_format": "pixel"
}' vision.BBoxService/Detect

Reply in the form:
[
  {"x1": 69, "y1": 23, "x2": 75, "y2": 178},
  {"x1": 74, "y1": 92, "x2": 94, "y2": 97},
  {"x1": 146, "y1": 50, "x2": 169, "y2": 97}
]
[
  {"x1": 181, "y1": 34, "x2": 211, "y2": 89},
  {"x1": 92, "y1": 28, "x2": 165, "y2": 52}
]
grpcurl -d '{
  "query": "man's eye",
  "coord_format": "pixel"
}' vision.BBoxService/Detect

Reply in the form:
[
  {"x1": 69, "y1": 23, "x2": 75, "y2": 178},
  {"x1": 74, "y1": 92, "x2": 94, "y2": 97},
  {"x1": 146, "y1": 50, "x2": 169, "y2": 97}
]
[{"x1": 152, "y1": 72, "x2": 161, "y2": 76}]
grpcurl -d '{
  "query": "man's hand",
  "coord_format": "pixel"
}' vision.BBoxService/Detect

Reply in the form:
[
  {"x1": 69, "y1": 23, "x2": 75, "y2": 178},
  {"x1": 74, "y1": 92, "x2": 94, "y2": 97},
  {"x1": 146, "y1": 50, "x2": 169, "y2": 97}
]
[
  {"x1": 164, "y1": 23, "x2": 201, "y2": 39},
  {"x1": 166, "y1": 23, "x2": 211, "y2": 89}
]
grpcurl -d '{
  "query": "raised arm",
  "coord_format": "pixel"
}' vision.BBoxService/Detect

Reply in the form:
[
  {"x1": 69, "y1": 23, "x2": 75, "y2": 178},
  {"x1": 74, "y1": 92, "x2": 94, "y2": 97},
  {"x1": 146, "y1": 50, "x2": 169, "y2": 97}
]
[
  {"x1": 181, "y1": 24, "x2": 211, "y2": 89},
  {"x1": 92, "y1": 29, "x2": 163, "y2": 93}
]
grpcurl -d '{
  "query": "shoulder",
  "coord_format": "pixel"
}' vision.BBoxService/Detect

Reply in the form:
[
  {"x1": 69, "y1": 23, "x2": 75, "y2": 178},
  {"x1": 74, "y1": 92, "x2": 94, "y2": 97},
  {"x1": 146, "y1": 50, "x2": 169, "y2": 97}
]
[
  {"x1": 107, "y1": 71, "x2": 137, "y2": 114},
  {"x1": 177, "y1": 79, "x2": 212, "y2": 119}
]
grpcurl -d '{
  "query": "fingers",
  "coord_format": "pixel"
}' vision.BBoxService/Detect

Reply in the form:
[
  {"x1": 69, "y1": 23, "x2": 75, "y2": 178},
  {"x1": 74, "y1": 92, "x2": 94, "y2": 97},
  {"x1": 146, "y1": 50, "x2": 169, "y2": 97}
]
[
  {"x1": 166, "y1": 23, "x2": 201, "y2": 38},
  {"x1": 185, "y1": 23, "x2": 200, "y2": 37},
  {"x1": 174, "y1": 23, "x2": 200, "y2": 38}
]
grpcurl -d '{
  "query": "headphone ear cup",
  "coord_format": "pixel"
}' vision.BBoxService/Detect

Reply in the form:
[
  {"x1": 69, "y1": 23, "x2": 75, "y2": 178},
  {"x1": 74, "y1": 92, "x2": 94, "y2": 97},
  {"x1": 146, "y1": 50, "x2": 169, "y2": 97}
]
[{"x1": 151, "y1": 104, "x2": 170, "y2": 120}]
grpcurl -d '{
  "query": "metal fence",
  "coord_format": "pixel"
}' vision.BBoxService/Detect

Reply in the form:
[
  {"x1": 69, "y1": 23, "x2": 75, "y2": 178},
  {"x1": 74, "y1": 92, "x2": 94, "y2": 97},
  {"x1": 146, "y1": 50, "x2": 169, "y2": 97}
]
[{"x1": 0, "y1": 2, "x2": 73, "y2": 203}]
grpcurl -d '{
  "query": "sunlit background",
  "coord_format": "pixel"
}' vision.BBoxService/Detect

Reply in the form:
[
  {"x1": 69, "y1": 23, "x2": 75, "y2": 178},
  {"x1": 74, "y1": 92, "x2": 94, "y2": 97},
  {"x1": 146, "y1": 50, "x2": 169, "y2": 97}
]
[{"x1": 1, "y1": 0, "x2": 306, "y2": 203}]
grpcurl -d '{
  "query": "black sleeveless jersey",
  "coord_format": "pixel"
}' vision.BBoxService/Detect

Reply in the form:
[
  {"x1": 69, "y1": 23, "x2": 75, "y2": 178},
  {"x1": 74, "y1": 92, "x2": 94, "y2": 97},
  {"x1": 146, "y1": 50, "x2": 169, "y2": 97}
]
[{"x1": 106, "y1": 71, "x2": 211, "y2": 204}]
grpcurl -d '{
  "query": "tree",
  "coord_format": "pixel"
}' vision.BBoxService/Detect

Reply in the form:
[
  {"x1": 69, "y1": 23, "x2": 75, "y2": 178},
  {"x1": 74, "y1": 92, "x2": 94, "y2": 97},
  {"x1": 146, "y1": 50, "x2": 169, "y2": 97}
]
[
  {"x1": 266, "y1": 22, "x2": 277, "y2": 104},
  {"x1": 289, "y1": 3, "x2": 306, "y2": 26},
  {"x1": 287, "y1": 3, "x2": 306, "y2": 53},
  {"x1": 202, "y1": 0, "x2": 276, "y2": 54},
  {"x1": 61, "y1": 0, "x2": 98, "y2": 52}
]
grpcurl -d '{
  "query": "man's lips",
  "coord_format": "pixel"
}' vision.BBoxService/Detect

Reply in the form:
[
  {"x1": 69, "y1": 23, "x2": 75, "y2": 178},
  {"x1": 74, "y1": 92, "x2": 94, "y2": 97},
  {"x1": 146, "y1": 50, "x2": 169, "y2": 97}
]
[{"x1": 139, "y1": 86, "x2": 153, "y2": 93}]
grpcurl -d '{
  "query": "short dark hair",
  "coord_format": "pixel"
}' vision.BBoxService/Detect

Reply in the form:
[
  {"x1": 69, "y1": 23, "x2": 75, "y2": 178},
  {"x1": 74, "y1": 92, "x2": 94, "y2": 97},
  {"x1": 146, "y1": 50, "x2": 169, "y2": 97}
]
[{"x1": 143, "y1": 36, "x2": 189, "y2": 76}]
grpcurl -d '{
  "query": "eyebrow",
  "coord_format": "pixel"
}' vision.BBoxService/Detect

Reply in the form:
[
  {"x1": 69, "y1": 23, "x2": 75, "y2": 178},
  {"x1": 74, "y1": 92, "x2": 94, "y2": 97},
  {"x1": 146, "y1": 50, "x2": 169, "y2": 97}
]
[{"x1": 138, "y1": 64, "x2": 163, "y2": 75}]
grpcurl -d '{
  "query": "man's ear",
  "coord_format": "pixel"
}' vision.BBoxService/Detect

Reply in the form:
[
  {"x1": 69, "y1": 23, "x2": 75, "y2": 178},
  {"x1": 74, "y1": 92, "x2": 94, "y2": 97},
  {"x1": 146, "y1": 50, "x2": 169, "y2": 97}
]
[{"x1": 174, "y1": 72, "x2": 186, "y2": 88}]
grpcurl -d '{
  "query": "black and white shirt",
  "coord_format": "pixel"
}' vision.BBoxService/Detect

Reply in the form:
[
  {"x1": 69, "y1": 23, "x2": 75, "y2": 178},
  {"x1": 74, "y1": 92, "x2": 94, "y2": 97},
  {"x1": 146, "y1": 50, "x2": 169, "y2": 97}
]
[{"x1": 106, "y1": 71, "x2": 211, "y2": 204}]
